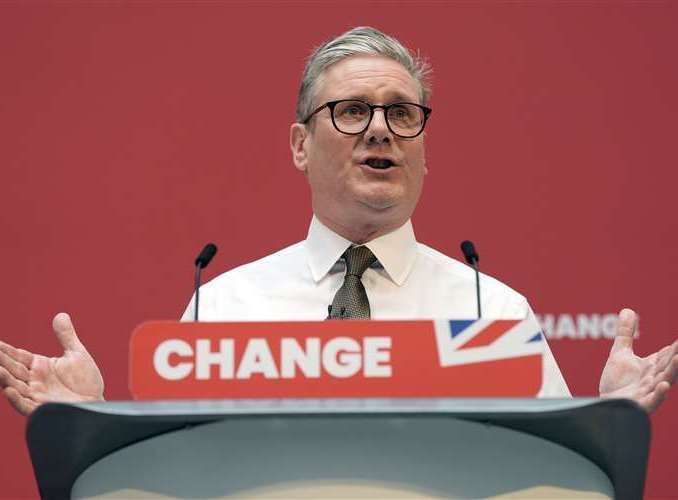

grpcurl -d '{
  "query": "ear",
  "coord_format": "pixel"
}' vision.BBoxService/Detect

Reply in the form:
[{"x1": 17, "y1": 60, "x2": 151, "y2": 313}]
[
  {"x1": 290, "y1": 123, "x2": 309, "y2": 173},
  {"x1": 422, "y1": 136, "x2": 428, "y2": 174}
]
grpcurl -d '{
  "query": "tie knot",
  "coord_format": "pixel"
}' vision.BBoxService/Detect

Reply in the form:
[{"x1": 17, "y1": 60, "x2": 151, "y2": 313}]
[{"x1": 343, "y1": 246, "x2": 377, "y2": 277}]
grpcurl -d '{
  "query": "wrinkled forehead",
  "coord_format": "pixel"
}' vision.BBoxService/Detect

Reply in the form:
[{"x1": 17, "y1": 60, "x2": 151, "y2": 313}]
[{"x1": 312, "y1": 55, "x2": 422, "y2": 106}]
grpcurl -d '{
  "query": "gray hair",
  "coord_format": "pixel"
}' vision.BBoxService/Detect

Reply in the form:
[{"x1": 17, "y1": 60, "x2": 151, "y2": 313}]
[{"x1": 296, "y1": 26, "x2": 432, "y2": 123}]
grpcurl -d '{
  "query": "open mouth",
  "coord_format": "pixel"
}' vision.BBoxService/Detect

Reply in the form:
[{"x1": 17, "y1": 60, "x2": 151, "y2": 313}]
[{"x1": 363, "y1": 158, "x2": 395, "y2": 169}]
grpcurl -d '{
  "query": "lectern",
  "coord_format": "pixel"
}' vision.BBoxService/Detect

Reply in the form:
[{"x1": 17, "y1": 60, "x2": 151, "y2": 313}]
[{"x1": 27, "y1": 398, "x2": 649, "y2": 499}]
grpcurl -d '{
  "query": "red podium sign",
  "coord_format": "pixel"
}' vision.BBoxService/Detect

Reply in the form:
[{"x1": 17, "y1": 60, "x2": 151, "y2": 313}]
[{"x1": 129, "y1": 319, "x2": 543, "y2": 399}]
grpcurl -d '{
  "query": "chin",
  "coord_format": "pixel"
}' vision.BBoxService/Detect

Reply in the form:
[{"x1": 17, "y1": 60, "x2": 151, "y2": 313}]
[
  {"x1": 358, "y1": 194, "x2": 403, "y2": 212},
  {"x1": 354, "y1": 181, "x2": 402, "y2": 203}
]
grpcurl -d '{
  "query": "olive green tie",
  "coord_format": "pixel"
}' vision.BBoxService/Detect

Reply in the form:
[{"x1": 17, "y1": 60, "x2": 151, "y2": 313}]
[{"x1": 328, "y1": 246, "x2": 377, "y2": 320}]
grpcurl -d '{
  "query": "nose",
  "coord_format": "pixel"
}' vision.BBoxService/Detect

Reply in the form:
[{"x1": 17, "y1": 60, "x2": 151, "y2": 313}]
[{"x1": 364, "y1": 108, "x2": 392, "y2": 145}]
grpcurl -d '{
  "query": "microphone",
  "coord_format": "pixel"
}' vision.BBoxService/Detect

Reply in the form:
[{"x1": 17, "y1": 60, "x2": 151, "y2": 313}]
[
  {"x1": 460, "y1": 240, "x2": 481, "y2": 319},
  {"x1": 194, "y1": 243, "x2": 218, "y2": 321}
]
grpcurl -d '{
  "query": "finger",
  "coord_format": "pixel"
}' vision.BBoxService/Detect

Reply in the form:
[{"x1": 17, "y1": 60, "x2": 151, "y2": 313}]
[
  {"x1": 639, "y1": 381, "x2": 670, "y2": 413},
  {"x1": 648, "y1": 342, "x2": 675, "y2": 368},
  {"x1": 0, "y1": 350, "x2": 30, "y2": 382},
  {"x1": 3, "y1": 387, "x2": 38, "y2": 416},
  {"x1": 0, "y1": 367, "x2": 33, "y2": 399},
  {"x1": 611, "y1": 308, "x2": 637, "y2": 352},
  {"x1": 658, "y1": 353, "x2": 678, "y2": 385},
  {"x1": 0, "y1": 341, "x2": 33, "y2": 369},
  {"x1": 660, "y1": 341, "x2": 678, "y2": 372},
  {"x1": 52, "y1": 313, "x2": 86, "y2": 353}
]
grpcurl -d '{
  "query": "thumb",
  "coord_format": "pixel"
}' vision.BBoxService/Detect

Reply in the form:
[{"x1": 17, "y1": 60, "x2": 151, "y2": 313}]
[
  {"x1": 612, "y1": 308, "x2": 637, "y2": 353},
  {"x1": 52, "y1": 312, "x2": 87, "y2": 353}
]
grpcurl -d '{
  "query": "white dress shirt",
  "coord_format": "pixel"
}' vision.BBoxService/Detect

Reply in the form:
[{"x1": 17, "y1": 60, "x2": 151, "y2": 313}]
[{"x1": 182, "y1": 216, "x2": 571, "y2": 397}]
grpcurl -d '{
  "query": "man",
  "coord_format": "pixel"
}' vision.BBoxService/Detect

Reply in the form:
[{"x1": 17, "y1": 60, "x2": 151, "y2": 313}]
[{"x1": 0, "y1": 27, "x2": 675, "y2": 414}]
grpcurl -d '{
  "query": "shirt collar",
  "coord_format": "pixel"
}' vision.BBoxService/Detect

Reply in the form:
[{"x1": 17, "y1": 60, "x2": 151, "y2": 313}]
[{"x1": 305, "y1": 215, "x2": 417, "y2": 286}]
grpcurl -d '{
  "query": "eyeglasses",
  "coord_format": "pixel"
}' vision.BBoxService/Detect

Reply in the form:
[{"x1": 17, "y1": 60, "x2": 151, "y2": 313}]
[{"x1": 302, "y1": 99, "x2": 432, "y2": 139}]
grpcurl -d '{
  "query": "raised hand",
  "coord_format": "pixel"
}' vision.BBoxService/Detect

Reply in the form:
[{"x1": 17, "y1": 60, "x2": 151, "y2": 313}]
[
  {"x1": 0, "y1": 313, "x2": 104, "y2": 416},
  {"x1": 599, "y1": 308, "x2": 677, "y2": 412}
]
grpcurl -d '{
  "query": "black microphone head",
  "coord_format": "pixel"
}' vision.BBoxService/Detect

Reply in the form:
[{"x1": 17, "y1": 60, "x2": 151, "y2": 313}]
[
  {"x1": 460, "y1": 240, "x2": 479, "y2": 265},
  {"x1": 195, "y1": 243, "x2": 218, "y2": 269}
]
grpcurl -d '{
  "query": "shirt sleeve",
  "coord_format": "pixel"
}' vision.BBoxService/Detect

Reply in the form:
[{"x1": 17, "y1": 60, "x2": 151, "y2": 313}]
[
  {"x1": 179, "y1": 293, "x2": 195, "y2": 322},
  {"x1": 527, "y1": 305, "x2": 572, "y2": 398}
]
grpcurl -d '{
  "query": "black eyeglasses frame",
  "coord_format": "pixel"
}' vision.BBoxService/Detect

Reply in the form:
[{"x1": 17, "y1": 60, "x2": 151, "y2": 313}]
[{"x1": 302, "y1": 99, "x2": 432, "y2": 139}]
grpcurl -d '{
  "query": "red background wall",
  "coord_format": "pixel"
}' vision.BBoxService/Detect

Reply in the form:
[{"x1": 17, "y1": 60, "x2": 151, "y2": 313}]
[{"x1": 1, "y1": 3, "x2": 676, "y2": 498}]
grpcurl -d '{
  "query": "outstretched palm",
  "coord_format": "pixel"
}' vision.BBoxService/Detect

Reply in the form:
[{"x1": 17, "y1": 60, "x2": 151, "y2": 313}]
[
  {"x1": 600, "y1": 309, "x2": 677, "y2": 413},
  {"x1": 0, "y1": 313, "x2": 104, "y2": 415}
]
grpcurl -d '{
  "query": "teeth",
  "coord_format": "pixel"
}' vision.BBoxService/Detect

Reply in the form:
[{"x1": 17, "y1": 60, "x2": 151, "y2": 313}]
[{"x1": 365, "y1": 158, "x2": 393, "y2": 169}]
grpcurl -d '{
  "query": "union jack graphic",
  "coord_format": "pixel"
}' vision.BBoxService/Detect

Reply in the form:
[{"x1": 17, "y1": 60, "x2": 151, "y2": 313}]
[{"x1": 433, "y1": 319, "x2": 544, "y2": 366}]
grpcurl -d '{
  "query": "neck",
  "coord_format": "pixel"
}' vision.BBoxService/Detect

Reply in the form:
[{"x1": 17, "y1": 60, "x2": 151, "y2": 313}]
[{"x1": 315, "y1": 212, "x2": 407, "y2": 244}]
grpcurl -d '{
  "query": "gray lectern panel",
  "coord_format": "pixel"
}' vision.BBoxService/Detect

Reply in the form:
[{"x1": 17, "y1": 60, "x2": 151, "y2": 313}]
[
  {"x1": 71, "y1": 415, "x2": 613, "y2": 499},
  {"x1": 27, "y1": 398, "x2": 649, "y2": 499}
]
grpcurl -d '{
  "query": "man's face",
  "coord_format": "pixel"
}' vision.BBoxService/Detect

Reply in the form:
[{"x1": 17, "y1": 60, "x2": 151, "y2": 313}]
[{"x1": 290, "y1": 55, "x2": 427, "y2": 241}]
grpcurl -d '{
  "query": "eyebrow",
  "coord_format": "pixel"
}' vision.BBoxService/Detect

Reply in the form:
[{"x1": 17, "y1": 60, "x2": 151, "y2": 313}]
[{"x1": 343, "y1": 92, "x2": 418, "y2": 104}]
